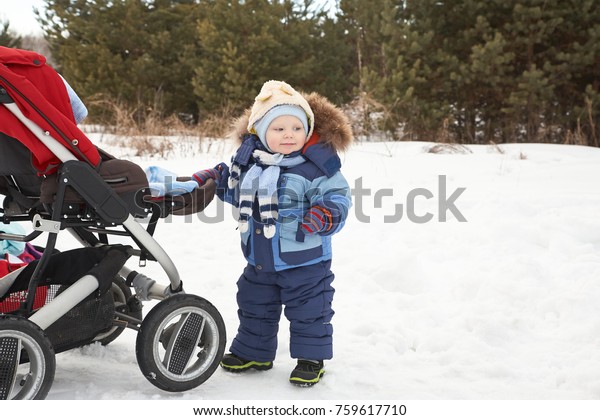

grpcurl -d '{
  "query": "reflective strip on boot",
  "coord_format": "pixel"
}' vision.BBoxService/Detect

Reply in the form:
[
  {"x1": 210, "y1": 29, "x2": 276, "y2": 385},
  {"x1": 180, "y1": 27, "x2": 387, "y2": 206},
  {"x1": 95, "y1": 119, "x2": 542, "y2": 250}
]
[
  {"x1": 289, "y1": 360, "x2": 325, "y2": 386},
  {"x1": 220, "y1": 353, "x2": 273, "y2": 372},
  {"x1": 289, "y1": 368, "x2": 325, "y2": 386}
]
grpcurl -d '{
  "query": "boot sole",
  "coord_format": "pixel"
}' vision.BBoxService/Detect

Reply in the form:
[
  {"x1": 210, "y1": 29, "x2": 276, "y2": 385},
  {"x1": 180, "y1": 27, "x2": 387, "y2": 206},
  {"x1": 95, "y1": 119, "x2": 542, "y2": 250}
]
[
  {"x1": 289, "y1": 369, "x2": 325, "y2": 387},
  {"x1": 220, "y1": 361, "x2": 273, "y2": 373}
]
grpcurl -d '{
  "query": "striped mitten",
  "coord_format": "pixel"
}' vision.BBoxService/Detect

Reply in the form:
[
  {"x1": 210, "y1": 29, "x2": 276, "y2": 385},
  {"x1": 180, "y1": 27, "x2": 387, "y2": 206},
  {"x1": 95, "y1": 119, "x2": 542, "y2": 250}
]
[
  {"x1": 300, "y1": 206, "x2": 333, "y2": 235},
  {"x1": 192, "y1": 168, "x2": 220, "y2": 186}
]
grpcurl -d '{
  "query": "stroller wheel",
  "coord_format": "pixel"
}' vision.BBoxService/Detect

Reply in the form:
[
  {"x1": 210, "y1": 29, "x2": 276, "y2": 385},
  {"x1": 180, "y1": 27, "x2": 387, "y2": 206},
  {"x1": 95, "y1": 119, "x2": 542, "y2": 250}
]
[
  {"x1": 94, "y1": 276, "x2": 142, "y2": 346},
  {"x1": 135, "y1": 294, "x2": 226, "y2": 393},
  {"x1": 0, "y1": 315, "x2": 56, "y2": 400}
]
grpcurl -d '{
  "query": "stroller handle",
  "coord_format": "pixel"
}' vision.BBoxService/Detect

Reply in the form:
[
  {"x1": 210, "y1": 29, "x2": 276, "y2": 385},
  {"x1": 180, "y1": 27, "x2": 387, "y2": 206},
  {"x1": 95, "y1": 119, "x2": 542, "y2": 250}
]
[{"x1": 2, "y1": 102, "x2": 78, "y2": 163}]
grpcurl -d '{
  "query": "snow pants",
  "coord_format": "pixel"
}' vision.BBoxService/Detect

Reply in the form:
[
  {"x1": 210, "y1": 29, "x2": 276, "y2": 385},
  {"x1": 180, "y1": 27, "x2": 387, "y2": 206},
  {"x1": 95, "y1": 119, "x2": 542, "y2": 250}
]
[{"x1": 229, "y1": 260, "x2": 335, "y2": 362}]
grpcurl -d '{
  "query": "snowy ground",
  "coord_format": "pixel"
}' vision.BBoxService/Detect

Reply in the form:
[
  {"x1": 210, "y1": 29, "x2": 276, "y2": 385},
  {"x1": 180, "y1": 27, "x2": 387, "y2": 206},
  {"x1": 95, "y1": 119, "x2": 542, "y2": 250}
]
[{"x1": 5, "y1": 134, "x2": 600, "y2": 414}]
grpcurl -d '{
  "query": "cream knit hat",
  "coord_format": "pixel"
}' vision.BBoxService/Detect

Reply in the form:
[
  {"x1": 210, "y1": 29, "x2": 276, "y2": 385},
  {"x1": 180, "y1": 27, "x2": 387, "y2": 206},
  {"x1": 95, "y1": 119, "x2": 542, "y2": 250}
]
[{"x1": 248, "y1": 80, "x2": 315, "y2": 141}]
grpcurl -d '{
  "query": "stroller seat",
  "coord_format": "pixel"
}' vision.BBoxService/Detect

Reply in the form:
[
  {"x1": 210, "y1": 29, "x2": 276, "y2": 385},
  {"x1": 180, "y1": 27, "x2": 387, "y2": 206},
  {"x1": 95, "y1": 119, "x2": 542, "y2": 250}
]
[{"x1": 0, "y1": 47, "x2": 225, "y2": 400}]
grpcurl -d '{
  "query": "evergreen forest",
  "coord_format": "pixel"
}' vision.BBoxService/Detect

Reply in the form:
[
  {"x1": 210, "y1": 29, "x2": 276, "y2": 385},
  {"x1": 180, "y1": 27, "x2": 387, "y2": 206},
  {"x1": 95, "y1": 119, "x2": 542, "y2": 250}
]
[{"x1": 1, "y1": 0, "x2": 599, "y2": 146}]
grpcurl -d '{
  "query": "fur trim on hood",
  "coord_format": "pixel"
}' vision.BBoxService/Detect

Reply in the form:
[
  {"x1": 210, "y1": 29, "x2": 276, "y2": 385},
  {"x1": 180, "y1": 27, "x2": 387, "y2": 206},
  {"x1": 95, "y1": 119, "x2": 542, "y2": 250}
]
[{"x1": 228, "y1": 92, "x2": 353, "y2": 153}]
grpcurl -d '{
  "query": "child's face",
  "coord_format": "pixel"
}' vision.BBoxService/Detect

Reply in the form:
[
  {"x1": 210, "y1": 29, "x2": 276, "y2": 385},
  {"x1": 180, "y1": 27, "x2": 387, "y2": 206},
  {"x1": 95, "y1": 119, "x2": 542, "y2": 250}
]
[{"x1": 265, "y1": 115, "x2": 307, "y2": 154}]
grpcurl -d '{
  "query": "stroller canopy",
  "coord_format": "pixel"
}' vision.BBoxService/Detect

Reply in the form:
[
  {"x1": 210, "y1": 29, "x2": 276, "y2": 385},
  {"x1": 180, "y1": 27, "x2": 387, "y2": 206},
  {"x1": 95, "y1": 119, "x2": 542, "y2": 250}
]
[{"x1": 0, "y1": 47, "x2": 101, "y2": 174}]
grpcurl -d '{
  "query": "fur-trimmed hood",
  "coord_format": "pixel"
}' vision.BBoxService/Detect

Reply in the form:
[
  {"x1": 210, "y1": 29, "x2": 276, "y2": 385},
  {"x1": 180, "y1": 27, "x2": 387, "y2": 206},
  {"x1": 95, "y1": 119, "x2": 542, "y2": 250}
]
[{"x1": 228, "y1": 92, "x2": 353, "y2": 153}]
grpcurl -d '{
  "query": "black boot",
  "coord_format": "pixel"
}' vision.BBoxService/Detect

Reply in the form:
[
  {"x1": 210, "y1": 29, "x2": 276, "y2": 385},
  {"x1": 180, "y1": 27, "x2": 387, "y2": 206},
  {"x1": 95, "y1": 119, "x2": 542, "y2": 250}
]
[
  {"x1": 220, "y1": 353, "x2": 273, "y2": 372},
  {"x1": 289, "y1": 359, "x2": 324, "y2": 386}
]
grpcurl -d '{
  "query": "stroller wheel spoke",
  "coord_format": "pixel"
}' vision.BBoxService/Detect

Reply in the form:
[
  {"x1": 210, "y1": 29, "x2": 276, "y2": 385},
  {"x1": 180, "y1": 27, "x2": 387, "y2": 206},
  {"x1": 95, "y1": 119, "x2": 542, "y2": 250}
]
[
  {"x1": 164, "y1": 313, "x2": 206, "y2": 375},
  {"x1": 0, "y1": 336, "x2": 21, "y2": 400}
]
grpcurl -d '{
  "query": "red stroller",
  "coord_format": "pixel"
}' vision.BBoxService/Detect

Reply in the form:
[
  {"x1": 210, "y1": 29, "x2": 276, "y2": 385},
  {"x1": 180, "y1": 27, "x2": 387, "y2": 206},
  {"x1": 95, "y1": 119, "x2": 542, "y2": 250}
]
[{"x1": 0, "y1": 47, "x2": 225, "y2": 399}]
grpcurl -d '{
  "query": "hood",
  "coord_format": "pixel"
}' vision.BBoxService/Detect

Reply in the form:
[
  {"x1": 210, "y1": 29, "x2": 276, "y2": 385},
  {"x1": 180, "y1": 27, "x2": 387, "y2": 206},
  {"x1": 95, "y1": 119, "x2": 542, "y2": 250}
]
[
  {"x1": 228, "y1": 91, "x2": 353, "y2": 153},
  {"x1": 0, "y1": 46, "x2": 46, "y2": 67}
]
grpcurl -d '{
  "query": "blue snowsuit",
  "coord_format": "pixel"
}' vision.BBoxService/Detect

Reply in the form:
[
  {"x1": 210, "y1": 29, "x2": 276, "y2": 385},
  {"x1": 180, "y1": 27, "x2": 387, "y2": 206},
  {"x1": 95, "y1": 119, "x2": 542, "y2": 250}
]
[{"x1": 216, "y1": 94, "x2": 353, "y2": 362}]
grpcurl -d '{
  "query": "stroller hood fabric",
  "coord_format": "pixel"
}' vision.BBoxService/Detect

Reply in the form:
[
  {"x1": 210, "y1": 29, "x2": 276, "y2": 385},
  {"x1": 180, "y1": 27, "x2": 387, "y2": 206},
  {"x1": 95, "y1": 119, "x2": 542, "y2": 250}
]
[{"x1": 0, "y1": 47, "x2": 101, "y2": 174}]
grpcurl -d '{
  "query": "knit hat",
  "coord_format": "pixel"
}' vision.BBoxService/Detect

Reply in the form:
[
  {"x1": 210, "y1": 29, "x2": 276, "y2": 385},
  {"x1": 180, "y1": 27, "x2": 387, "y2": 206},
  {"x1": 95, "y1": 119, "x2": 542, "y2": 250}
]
[
  {"x1": 248, "y1": 80, "x2": 314, "y2": 148},
  {"x1": 253, "y1": 105, "x2": 309, "y2": 151}
]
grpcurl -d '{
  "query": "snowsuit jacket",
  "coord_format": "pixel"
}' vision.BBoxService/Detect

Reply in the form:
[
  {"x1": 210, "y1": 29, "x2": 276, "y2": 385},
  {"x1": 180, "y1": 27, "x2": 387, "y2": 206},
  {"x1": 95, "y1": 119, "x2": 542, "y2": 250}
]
[{"x1": 217, "y1": 92, "x2": 353, "y2": 272}]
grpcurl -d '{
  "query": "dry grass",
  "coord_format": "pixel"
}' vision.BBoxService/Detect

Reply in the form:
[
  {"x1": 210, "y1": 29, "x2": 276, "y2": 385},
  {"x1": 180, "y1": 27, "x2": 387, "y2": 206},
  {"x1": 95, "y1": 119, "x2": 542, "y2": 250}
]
[
  {"x1": 88, "y1": 95, "x2": 599, "y2": 157},
  {"x1": 488, "y1": 141, "x2": 505, "y2": 154},
  {"x1": 196, "y1": 103, "x2": 238, "y2": 140},
  {"x1": 426, "y1": 143, "x2": 473, "y2": 154},
  {"x1": 88, "y1": 98, "x2": 235, "y2": 157},
  {"x1": 563, "y1": 98, "x2": 598, "y2": 147},
  {"x1": 343, "y1": 92, "x2": 398, "y2": 141}
]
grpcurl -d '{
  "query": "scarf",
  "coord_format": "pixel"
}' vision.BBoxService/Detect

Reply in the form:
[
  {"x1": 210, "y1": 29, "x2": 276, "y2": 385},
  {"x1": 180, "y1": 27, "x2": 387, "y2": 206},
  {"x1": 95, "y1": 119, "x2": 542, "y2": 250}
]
[{"x1": 228, "y1": 136, "x2": 306, "y2": 238}]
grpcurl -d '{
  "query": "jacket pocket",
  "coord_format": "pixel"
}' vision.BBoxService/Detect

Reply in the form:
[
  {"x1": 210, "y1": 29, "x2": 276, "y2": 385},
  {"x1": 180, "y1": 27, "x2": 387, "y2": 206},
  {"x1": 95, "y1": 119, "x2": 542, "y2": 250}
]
[{"x1": 278, "y1": 217, "x2": 322, "y2": 264}]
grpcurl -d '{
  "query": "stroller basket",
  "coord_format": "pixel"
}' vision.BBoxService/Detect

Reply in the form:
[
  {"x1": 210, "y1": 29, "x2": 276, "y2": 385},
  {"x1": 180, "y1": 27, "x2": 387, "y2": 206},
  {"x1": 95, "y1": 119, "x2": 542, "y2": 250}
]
[
  {"x1": 0, "y1": 46, "x2": 225, "y2": 400},
  {"x1": 0, "y1": 248, "x2": 123, "y2": 353}
]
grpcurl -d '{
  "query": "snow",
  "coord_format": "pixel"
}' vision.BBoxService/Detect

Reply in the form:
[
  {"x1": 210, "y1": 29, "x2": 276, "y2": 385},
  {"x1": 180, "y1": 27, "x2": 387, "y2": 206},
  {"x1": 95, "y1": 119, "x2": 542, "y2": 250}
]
[{"x1": 5, "y1": 135, "x2": 600, "y2": 415}]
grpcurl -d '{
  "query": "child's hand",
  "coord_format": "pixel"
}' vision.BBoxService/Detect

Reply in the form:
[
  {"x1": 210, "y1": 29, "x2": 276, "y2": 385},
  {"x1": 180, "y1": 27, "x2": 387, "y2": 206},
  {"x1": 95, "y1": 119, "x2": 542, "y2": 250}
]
[
  {"x1": 215, "y1": 162, "x2": 229, "y2": 181},
  {"x1": 301, "y1": 206, "x2": 333, "y2": 235}
]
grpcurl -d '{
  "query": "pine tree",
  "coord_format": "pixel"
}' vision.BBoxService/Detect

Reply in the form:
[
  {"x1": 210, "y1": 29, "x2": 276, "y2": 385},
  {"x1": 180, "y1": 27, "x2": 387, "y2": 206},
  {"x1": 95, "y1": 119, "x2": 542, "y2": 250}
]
[
  {"x1": 0, "y1": 21, "x2": 22, "y2": 48},
  {"x1": 39, "y1": 0, "x2": 202, "y2": 123},
  {"x1": 192, "y1": 0, "x2": 354, "y2": 117},
  {"x1": 347, "y1": 0, "x2": 600, "y2": 145}
]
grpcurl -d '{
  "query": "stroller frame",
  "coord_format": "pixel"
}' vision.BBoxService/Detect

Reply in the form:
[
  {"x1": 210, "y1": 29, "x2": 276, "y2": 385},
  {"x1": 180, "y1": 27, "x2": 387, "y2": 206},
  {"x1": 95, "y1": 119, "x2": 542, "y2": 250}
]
[
  {"x1": 4, "y1": 98, "x2": 180, "y2": 315},
  {"x1": 0, "y1": 52, "x2": 225, "y2": 400}
]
